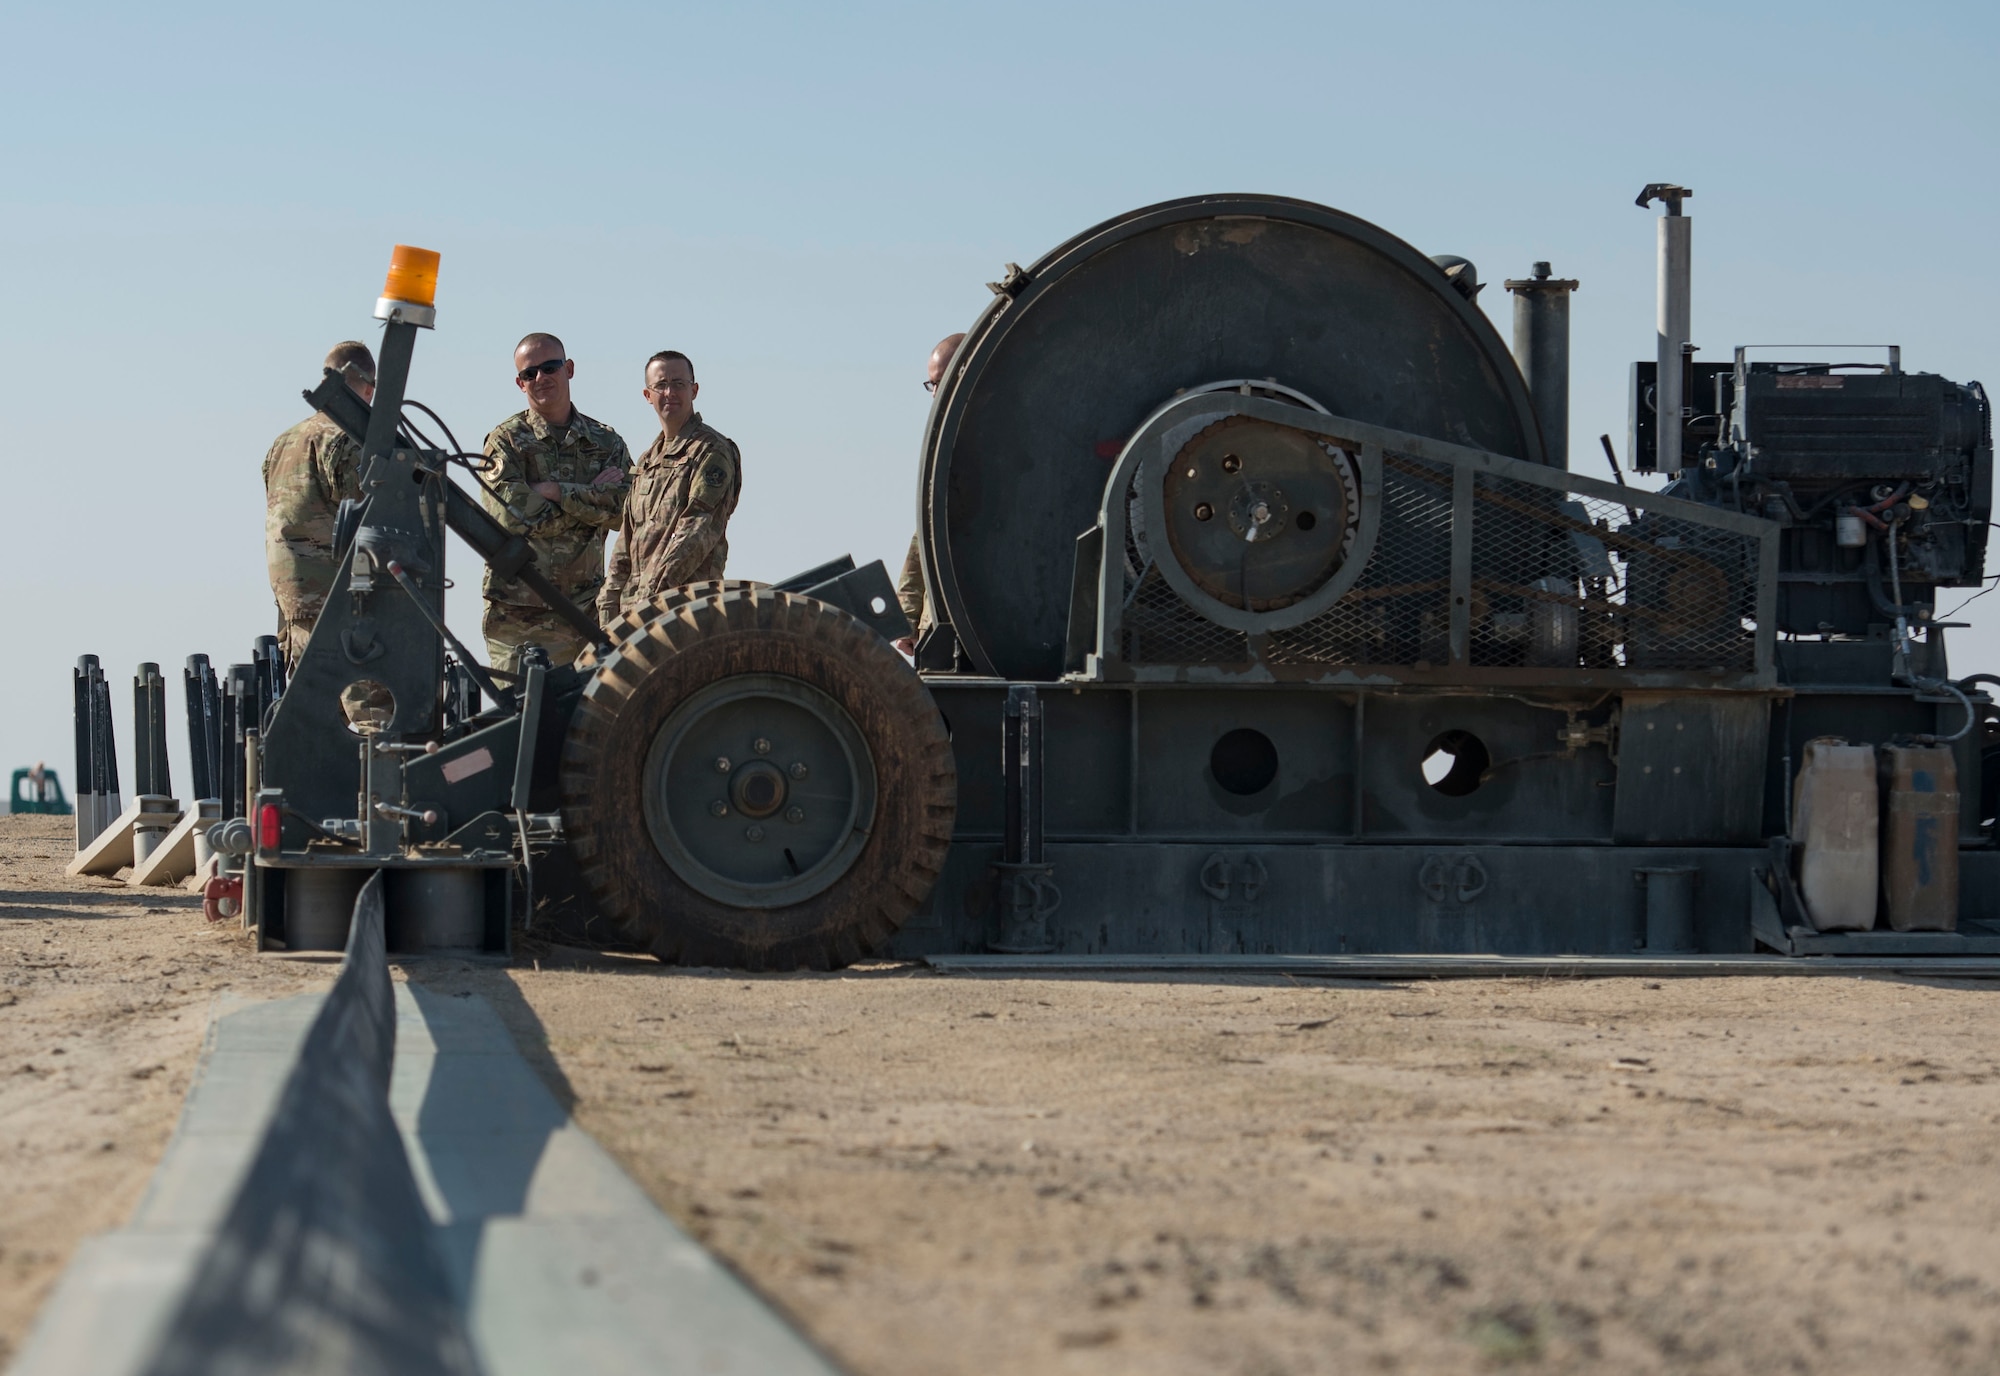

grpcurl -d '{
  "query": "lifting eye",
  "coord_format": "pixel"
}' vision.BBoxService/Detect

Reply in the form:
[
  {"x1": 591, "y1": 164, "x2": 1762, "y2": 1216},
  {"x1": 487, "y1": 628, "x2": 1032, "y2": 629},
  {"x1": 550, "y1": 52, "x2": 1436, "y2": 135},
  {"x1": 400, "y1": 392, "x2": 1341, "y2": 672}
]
[
  {"x1": 1221, "y1": 453, "x2": 1243, "y2": 474},
  {"x1": 1193, "y1": 502, "x2": 1214, "y2": 521}
]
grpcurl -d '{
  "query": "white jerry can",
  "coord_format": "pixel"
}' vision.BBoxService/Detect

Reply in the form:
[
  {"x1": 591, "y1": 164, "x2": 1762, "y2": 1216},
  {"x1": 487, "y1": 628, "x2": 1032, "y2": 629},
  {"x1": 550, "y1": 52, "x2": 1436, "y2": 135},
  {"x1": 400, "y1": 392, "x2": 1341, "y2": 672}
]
[{"x1": 1790, "y1": 738, "x2": 1878, "y2": 932}]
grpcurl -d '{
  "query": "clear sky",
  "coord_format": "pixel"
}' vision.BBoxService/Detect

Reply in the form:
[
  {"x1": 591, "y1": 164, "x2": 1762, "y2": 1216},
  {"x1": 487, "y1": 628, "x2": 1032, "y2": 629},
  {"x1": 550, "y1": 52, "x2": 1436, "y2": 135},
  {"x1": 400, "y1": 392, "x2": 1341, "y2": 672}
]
[{"x1": 2, "y1": 1, "x2": 1995, "y2": 805}]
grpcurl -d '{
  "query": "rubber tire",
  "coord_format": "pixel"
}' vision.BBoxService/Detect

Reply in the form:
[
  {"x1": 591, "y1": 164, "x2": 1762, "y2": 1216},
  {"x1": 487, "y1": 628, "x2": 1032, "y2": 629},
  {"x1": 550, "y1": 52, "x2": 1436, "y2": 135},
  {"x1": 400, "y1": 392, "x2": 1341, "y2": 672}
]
[
  {"x1": 560, "y1": 586, "x2": 956, "y2": 970},
  {"x1": 611, "y1": 579, "x2": 768, "y2": 643},
  {"x1": 576, "y1": 580, "x2": 770, "y2": 675}
]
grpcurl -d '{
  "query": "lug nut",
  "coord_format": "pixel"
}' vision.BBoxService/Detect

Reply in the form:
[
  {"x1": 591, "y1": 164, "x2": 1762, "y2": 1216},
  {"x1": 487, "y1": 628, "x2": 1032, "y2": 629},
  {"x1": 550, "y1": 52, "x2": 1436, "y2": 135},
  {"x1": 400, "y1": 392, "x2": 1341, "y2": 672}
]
[
  {"x1": 714, "y1": 756, "x2": 732, "y2": 773},
  {"x1": 1221, "y1": 453, "x2": 1242, "y2": 474},
  {"x1": 745, "y1": 825, "x2": 765, "y2": 842},
  {"x1": 753, "y1": 737, "x2": 772, "y2": 755},
  {"x1": 789, "y1": 762, "x2": 809, "y2": 779},
  {"x1": 710, "y1": 800, "x2": 729, "y2": 817},
  {"x1": 785, "y1": 806, "x2": 805, "y2": 824},
  {"x1": 1194, "y1": 502, "x2": 1213, "y2": 521}
]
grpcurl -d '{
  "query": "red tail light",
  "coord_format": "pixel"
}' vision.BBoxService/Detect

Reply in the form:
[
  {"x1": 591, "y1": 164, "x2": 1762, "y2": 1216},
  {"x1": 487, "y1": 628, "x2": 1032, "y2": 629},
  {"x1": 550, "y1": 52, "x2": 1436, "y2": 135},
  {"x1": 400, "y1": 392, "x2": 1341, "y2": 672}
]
[{"x1": 258, "y1": 802, "x2": 282, "y2": 852}]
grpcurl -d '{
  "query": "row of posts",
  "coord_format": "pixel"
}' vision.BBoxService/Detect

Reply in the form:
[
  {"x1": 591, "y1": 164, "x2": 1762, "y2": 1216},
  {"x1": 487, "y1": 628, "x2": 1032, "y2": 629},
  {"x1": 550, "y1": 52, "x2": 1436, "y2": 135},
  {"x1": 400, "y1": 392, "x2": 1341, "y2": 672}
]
[{"x1": 71, "y1": 639, "x2": 286, "y2": 859}]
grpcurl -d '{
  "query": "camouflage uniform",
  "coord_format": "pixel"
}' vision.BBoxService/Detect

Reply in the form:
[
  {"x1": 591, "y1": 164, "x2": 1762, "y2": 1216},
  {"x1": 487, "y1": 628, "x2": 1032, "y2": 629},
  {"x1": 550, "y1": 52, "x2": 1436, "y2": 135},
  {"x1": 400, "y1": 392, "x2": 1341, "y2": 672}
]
[
  {"x1": 480, "y1": 407, "x2": 631, "y2": 671},
  {"x1": 597, "y1": 414, "x2": 742, "y2": 624},
  {"x1": 264, "y1": 411, "x2": 366, "y2": 665},
  {"x1": 897, "y1": 534, "x2": 927, "y2": 630}
]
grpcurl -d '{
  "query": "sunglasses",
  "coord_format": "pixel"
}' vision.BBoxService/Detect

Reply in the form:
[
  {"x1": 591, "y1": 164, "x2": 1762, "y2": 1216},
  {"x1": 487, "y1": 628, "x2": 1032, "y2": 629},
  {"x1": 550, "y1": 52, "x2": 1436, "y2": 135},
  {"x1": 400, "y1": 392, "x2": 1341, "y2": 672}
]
[{"x1": 516, "y1": 358, "x2": 568, "y2": 382}]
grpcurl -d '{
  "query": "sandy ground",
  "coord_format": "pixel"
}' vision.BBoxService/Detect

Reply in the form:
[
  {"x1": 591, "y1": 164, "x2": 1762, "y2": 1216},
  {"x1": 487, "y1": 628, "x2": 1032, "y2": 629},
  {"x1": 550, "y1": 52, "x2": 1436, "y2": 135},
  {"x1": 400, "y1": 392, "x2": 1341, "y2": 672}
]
[
  {"x1": 6, "y1": 810, "x2": 2000, "y2": 1373},
  {"x1": 0, "y1": 815, "x2": 330, "y2": 1363}
]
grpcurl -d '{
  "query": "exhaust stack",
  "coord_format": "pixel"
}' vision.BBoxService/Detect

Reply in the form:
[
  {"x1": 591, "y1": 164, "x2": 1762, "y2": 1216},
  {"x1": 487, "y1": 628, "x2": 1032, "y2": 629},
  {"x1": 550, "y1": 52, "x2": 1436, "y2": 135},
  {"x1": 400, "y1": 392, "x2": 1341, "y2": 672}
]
[
  {"x1": 1638, "y1": 183, "x2": 1692, "y2": 473},
  {"x1": 1505, "y1": 262, "x2": 1579, "y2": 469}
]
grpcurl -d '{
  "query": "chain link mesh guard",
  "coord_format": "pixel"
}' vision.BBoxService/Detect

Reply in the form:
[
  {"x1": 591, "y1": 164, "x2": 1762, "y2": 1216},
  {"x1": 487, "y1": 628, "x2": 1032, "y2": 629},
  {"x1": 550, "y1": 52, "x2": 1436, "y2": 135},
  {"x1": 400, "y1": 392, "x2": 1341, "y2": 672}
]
[{"x1": 1088, "y1": 392, "x2": 1778, "y2": 686}]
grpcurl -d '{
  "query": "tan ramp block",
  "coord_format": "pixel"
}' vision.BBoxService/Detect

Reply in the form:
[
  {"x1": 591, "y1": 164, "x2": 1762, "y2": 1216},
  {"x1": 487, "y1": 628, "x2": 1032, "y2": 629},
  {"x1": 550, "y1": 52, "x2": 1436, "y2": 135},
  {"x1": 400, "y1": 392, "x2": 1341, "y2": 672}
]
[
  {"x1": 66, "y1": 801, "x2": 182, "y2": 878},
  {"x1": 130, "y1": 809, "x2": 214, "y2": 887},
  {"x1": 66, "y1": 799, "x2": 141, "y2": 877}
]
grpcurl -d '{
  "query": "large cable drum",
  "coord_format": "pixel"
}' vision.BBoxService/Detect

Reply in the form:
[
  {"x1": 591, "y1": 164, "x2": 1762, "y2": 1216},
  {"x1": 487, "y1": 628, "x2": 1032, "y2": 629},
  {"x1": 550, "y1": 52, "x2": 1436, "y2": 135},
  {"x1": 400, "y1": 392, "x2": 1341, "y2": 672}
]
[{"x1": 922, "y1": 194, "x2": 1545, "y2": 681}]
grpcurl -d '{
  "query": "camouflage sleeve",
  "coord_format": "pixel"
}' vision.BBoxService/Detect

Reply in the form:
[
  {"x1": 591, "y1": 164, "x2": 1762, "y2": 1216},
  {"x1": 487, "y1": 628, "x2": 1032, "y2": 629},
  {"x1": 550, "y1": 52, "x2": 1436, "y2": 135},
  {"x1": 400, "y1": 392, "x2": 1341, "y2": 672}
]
[
  {"x1": 556, "y1": 430, "x2": 631, "y2": 530},
  {"x1": 598, "y1": 508, "x2": 633, "y2": 627},
  {"x1": 480, "y1": 429, "x2": 550, "y2": 534},
  {"x1": 316, "y1": 431, "x2": 367, "y2": 505},
  {"x1": 654, "y1": 441, "x2": 739, "y2": 586},
  {"x1": 897, "y1": 533, "x2": 926, "y2": 625},
  {"x1": 266, "y1": 436, "x2": 340, "y2": 604}
]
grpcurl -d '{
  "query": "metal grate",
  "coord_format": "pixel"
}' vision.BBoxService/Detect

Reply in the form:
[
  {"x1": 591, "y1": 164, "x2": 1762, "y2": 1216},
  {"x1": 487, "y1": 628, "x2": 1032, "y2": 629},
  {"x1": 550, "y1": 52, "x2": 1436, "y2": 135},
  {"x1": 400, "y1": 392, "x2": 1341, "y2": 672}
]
[
  {"x1": 1117, "y1": 450, "x2": 1761, "y2": 675},
  {"x1": 1121, "y1": 563, "x2": 1251, "y2": 664},
  {"x1": 1267, "y1": 453, "x2": 1454, "y2": 666},
  {"x1": 1462, "y1": 476, "x2": 1757, "y2": 672}
]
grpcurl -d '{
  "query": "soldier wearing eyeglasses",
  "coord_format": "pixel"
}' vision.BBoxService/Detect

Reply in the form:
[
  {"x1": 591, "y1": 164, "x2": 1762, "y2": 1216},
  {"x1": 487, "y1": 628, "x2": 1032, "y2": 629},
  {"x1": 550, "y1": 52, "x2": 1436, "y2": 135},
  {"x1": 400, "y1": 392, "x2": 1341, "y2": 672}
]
[
  {"x1": 264, "y1": 340, "x2": 376, "y2": 667},
  {"x1": 597, "y1": 350, "x2": 742, "y2": 628},
  {"x1": 480, "y1": 332, "x2": 632, "y2": 671}
]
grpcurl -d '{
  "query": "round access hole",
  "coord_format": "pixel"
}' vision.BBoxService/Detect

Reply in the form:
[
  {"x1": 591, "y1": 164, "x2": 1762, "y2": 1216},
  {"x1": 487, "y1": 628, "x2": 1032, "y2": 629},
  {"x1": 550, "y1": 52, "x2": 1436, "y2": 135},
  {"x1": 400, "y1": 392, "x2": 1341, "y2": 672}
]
[
  {"x1": 1421, "y1": 730, "x2": 1488, "y2": 797},
  {"x1": 1210, "y1": 728, "x2": 1279, "y2": 796}
]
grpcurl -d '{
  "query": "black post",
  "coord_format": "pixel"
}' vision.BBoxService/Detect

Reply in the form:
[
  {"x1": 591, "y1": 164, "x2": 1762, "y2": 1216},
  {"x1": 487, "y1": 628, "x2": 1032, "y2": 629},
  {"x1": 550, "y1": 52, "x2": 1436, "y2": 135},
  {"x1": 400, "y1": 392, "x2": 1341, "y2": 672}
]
[
  {"x1": 134, "y1": 663, "x2": 172, "y2": 801},
  {"x1": 991, "y1": 685, "x2": 1057, "y2": 953},
  {"x1": 1001, "y1": 685, "x2": 1044, "y2": 866},
  {"x1": 254, "y1": 635, "x2": 284, "y2": 711},
  {"x1": 261, "y1": 635, "x2": 287, "y2": 700},
  {"x1": 73, "y1": 655, "x2": 98, "y2": 849},
  {"x1": 224, "y1": 664, "x2": 255, "y2": 819},
  {"x1": 184, "y1": 655, "x2": 217, "y2": 802},
  {"x1": 92, "y1": 668, "x2": 119, "y2": 808}
]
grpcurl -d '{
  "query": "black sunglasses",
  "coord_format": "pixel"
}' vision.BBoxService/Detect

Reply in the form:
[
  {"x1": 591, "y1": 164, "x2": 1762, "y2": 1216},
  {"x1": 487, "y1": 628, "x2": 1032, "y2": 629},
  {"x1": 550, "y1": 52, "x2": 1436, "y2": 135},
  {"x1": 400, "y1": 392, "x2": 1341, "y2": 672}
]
[{"x1": 516, "y1": 358, "x2": 567, "y2": 382}]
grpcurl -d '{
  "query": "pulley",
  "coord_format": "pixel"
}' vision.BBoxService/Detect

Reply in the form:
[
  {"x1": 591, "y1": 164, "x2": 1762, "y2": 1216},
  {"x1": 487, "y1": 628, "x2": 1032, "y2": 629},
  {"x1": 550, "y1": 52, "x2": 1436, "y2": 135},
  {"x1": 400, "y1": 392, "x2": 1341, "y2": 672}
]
[{"x1": 920, "y1": 194, "x2": 1544, "y2": 680}]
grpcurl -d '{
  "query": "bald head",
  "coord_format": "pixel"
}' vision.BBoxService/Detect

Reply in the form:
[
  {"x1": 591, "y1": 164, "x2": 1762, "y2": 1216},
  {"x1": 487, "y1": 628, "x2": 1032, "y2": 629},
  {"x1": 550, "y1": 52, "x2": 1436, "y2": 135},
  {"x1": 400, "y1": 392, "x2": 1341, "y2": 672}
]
[{"x1": 926, "y1": 333, "x2": 965, "y2": 391}]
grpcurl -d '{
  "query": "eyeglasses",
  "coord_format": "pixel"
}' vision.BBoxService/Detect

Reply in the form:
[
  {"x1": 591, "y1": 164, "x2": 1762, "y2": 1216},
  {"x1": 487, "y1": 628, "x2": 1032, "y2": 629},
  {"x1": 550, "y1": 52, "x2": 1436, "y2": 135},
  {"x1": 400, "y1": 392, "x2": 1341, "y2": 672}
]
[
  {"x1": 923, "y1": 379, "x2": 939, "y2": 394},
  {"x1": 516, "y1": 358, "x2": 567, "y2": 382},
  {"x1": 646, "y1": 377, "x2": 696, "y2": 394}
]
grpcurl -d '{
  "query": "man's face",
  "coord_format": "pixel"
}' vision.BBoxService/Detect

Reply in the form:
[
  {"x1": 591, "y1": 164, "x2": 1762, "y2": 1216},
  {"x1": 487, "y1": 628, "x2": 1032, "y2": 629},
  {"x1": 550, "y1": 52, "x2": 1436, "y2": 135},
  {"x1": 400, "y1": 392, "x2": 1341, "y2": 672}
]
[
  {"x1": 644, "y1": 357, "x2": 698, "y2": 428},
  {"x1": 514, "y1": 340, "x2": 575, "y2": 421}
]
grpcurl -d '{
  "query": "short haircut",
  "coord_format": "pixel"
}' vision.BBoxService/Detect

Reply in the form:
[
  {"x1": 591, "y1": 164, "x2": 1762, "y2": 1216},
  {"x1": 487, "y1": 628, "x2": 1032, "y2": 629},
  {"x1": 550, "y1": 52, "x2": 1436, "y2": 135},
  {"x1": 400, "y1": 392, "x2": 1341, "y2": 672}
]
[
  {"x1": 645, "y1": 350, "x2": 695, "y2": 382},
  {"x1": 323, "y1": 340, "x2": 375, "y2": 383},
  {"x1": 516, "y1": 332, "x2": 566, "y2": 359}
]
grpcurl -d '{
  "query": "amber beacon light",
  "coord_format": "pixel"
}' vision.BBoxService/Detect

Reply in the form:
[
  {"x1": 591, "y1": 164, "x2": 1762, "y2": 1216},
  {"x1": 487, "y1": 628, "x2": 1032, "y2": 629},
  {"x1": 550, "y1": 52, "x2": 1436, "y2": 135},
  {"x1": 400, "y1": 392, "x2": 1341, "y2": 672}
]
[{"x1": 375, "y1": 244, "x2": 442, "y2": 328}]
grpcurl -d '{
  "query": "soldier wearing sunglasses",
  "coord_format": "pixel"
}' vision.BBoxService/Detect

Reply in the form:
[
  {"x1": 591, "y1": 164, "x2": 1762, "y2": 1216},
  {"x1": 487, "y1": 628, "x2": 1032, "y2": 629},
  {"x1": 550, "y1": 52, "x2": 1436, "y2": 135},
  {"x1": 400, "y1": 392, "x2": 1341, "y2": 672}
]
[{"x1": 479, "y1": 332, "x2": 632, "y2": 671}]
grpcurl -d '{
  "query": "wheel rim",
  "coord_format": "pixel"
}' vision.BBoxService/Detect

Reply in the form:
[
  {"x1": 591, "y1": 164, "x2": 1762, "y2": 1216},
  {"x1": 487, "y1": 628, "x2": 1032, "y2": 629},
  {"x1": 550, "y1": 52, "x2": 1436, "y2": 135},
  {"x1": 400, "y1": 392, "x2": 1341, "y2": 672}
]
[{"x1": 640, "y1": 673, "x2": 877, "y2": 908}]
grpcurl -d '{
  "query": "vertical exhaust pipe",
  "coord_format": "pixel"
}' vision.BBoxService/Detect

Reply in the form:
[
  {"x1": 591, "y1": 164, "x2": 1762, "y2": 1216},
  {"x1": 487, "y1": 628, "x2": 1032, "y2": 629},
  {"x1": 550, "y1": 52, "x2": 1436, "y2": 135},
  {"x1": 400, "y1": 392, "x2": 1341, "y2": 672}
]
[
  {"x1": 1638, "y1": 183, "x2": 1692, "y2": 473},
  {"x1": 1505, "y1": 262, "x2": 1579, "y2": 469}
]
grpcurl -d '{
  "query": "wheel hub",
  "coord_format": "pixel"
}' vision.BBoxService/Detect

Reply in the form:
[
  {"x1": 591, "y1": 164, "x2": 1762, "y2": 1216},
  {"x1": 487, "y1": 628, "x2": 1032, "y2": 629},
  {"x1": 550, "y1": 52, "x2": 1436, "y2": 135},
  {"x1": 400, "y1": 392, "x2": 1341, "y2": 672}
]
[
  {"x1": 730, "y1": 761, "x2": 788, "y2": 818},
  {"x1": 641, "y1": 674, "x2": 877, "y2": 908}
]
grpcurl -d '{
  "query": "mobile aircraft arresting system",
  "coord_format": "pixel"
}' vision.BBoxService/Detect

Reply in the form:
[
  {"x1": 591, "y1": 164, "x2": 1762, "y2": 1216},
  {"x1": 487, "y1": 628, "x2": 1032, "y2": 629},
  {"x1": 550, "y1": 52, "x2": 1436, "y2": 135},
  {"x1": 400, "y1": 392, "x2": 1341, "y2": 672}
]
[{"x1": 217, "y1": 190, "x2": 1997, "y2": 968}]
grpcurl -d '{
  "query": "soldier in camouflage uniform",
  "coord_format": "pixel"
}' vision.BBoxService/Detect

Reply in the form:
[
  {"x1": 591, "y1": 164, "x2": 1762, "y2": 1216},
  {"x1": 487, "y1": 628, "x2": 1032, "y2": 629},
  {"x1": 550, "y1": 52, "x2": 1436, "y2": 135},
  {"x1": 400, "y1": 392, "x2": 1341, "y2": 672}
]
[
  {"x1": 893, "y1": 332, "x2": 964, "y2": 654},
  {"x1": 597, "y1": 351, "x2": 742, "y2": 625},
  {"x1": 480, "y1": 332, "x2": 632, "y2": 671},
  {"x1": 264, "y1": 341, "x2": 376, "y2": 666}
]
